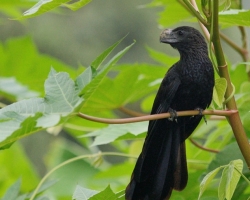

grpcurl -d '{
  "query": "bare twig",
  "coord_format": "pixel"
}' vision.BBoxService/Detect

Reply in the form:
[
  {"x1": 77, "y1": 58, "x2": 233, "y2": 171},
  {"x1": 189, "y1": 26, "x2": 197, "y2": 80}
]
[
  {"x1": 219, "y1": 31, "x2": 248, "y2": 61},
  {"x1": 189, "y1": 138, "x2": 219, "y2": 153}
]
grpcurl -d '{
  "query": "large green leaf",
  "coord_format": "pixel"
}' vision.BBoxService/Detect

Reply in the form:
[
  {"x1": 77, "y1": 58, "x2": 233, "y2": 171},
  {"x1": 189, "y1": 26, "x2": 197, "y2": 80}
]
[
  {"x1": 149, "y1": 0, "x2": 192, "y2": 27},
  {"x1": 0, "y1": 77, "x2": 39, "y2": 101},
  {"x1": 72, "y1": 185, "x2": 98, "y2": 200},
  {"x1": 75, "y1": 36, "x2": 128, "y2": 94},
  {"x1": 219, "y1": 9, "x2": 250, "y2": 28},
  {"x1": 89, "y1": 185, "x2": 116, "y2": 200},
  {"x1": 0, "y1": 38, "x2": 136, "y2": 149},
  {"x1": 79, "y1": 41, "x2": 135, "y2": 109},
  {"x1": 81, "y1": 64, "x2": 165, "y2": 113},
  {"x1": 82, "y1": 121, "x2": 147, "y2": 146},
  {"x1": 0, "y1": 68, "x2": 83, "y2": 149},
  {"x1": 198, "y1": 167, "x2": 222, "y2": 200},
  {"x1": 146, "y1": 46, "x2": 178, "y2": 66},
  {"x1": 218, "y1": 160, "x2": 243, "y2": 200}
]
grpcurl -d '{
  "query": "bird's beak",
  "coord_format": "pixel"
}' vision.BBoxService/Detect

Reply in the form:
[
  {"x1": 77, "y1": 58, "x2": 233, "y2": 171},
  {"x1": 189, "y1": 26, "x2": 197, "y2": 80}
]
[{"x1": 160, "y1": 29, "x2": 176, "y2": 44}]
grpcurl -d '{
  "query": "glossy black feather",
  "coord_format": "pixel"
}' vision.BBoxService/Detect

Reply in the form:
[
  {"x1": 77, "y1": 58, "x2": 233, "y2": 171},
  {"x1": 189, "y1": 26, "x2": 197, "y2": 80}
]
[{"x1": 125, "y1": 26, "x2": 214, "y2": 200}]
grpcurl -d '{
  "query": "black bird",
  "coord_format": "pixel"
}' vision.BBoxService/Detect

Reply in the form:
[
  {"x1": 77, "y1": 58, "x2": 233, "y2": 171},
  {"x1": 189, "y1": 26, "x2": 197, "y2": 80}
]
[{"x1": 125, "y1": 26, "x2": 214, "y2": 200}]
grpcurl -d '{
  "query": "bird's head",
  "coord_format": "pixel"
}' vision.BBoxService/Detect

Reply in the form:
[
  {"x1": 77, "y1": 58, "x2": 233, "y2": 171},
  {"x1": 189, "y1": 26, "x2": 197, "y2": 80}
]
[{"x1": 160, "y1": 26, "x2": 207, "y2": 54}]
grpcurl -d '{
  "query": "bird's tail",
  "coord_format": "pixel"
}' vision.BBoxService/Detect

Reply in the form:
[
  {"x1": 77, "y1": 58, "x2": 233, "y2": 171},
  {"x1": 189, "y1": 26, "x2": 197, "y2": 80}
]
[{"x1": 125, "y1": 120, "x2": 188, "y2": 200}]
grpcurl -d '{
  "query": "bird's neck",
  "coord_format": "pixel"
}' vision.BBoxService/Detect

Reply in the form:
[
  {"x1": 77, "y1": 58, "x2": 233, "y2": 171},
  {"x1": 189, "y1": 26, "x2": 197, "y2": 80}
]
[{"x1": 179, "y1": 48, "x2": 208, "y2": 63}]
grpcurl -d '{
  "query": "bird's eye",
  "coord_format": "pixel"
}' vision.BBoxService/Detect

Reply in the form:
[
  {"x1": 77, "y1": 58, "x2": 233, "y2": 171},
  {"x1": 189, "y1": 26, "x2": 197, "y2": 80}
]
[{"x1": 178, "y1": 31, "x2": 184, "y2": 36}]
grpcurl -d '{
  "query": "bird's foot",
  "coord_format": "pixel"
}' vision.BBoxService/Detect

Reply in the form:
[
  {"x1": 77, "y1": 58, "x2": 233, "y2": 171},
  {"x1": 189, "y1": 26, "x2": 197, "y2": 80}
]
[
  {"x1": 195, "y1": 108, "x2": 207, "y2": 124},
  {"x1": 168, "y1": 108, "x2": 178, "y2": 122}
]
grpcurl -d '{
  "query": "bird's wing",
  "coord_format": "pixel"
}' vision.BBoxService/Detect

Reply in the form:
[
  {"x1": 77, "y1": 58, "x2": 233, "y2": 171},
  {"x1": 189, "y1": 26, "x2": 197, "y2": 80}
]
[{"x1": 134, "y1": 69, "x2": 181, "y2": 182}]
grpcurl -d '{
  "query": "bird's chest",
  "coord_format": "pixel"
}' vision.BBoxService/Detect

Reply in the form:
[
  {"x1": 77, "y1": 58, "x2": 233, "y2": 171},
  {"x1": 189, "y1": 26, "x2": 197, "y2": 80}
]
[{"x1": 171, "y1": 68, "x2": 207, "y2": 110}]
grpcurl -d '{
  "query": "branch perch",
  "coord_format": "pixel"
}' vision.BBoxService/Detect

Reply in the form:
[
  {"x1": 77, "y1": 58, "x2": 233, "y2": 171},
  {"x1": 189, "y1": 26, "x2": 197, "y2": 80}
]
[{"x1": 77, "y1": 110, "x2": 237, "y2": 124}]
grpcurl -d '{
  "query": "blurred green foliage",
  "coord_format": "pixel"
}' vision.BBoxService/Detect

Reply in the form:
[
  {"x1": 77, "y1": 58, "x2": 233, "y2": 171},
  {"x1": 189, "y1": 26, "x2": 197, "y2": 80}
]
[{"x1": 0, "y1": 0, "x2": 250, "y2": 200}]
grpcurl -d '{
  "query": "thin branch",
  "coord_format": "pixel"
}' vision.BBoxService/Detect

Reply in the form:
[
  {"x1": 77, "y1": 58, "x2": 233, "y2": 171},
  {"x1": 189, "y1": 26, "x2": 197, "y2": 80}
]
[
  {"x1": 239, "y1": 26, "x2": 248, "y2": 51},
  {"x1": 219, "y1": 31, "x2": 248, "y2": 61},
  {"x1": 119, "y1": 106, "x2": 145, "y2": 117},
  {"x1": 77, "y1": 110, "x2": 237, "y2": 124},
  {"x1": 189, "y1": 0, "x2": 211, "y2": 42},
  {"x1": 182, "y1": 0, "x2": 208, "y2": 26},
  {"x1": 189, "y1": 138, "x2": 219, "y2": 153}
]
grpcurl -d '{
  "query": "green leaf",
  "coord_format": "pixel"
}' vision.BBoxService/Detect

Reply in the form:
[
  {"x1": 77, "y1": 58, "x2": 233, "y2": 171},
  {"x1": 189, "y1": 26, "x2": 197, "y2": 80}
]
[
  {"x1": 0, "y1": 77, "x2": 39, "y2": 101},
  {"x1": 0, "y1": 36, "x2": 75, "y2": 93},
  {"x1": 81, "y1": 64, "x2": 165, "y2": 113},
  {"x1": 21, "y1": 0, "x2": 71, "y2": 19},
  {"x1": 0, "y1": 112, "x2": 42, "y2": 149},
  {"x1": 63, "y1": 0, "x2": 92, "y2": 11},
  {"x1": 89, "y1": 185, "x2": 116, "y2": 200},
  {"x1": 218, "y1": 160, "x2": 243, "y2": 200},
  {"x1": 72, "y1": 185, "x2": 98, "y2": 200},
  {"x1": 146, "y1": 46, "x2": 178, "y2": 66},
  {"x1": 155, "y1": 0, "x2": 193, "y2": 27},
  {"x1": 75, "y1": 36, "x2": 127, "y2": 95},
  {"x1": 0, "y1": 68, "x2": 83, "y2": 149},
  {"x1": 2, "y1": 178, "x2": 21, "y2": 200},
  {"x1": 79, "y1": 41, "x2": 135, "y2": 102},
  {"x1": 198, "y1": 167, "x2": 222, "y2": 199},
  {"x1": 83, "y1": 122, "x2": 147, "y2": 146},
  {"x1": 90, "y1": 35, "x2": 127, "y2": 70},
  {"x1": 219, "y1": 9, "x2": 250, "y2": 28},
  {"x1": 213, "y1": 78, "x2": 227, "y2": 107}
]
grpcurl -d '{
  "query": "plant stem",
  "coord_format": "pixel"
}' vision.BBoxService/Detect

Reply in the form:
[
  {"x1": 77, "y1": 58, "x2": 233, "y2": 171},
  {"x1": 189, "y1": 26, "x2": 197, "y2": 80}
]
[
  {"x1": 77, "y1": 110, "x2": 236, "y2": 124},
  {"x1": 219, "y1": 32, "x2": 247, "y2": 61},
  {"x1": 189, "y1": 138, "x2": 219, "y2": 153},
  {"x1": 212, "y1": 0, "x2": 250, "y2": 168},
  {"x1": 182, "y1": 0, "x2": 208, "y2": 26}
]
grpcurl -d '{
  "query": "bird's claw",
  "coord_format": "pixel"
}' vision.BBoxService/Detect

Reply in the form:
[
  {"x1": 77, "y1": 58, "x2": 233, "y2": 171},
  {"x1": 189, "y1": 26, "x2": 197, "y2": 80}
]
[
  {"x1": 168, "y1": 108, "x2": 178, "y2": 122},
  {"x1": 195, "y1": 108, "x2": 207, "y2": 124}
]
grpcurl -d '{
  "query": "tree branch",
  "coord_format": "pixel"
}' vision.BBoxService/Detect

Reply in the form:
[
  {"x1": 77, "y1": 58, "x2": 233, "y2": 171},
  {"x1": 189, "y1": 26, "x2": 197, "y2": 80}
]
[
  {"x1": 181, "y1": 0, "x2": 208, "y2": 26},
  {"x1": 219, "y1": 31, "x2": 248, "y2": 61},
  {"x1": 77, "y1": 110, "x2": 237, "y2": 124},
  {"x1": 189, "y1": 138, "x2": 219, "y2": 153}
]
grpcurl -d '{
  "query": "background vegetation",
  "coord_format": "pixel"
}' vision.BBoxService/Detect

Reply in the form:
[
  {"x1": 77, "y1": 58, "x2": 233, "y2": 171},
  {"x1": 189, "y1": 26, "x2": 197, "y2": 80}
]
[{"x1": 0, "y1": 0, "x2": 250, "y2": 199}]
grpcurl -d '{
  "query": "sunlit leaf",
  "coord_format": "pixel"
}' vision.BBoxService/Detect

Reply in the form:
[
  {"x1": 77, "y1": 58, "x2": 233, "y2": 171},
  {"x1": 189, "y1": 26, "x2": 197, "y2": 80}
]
[
  {"x1": 0, "y1": 77, "x2": 39, "y2": 101},
  {"x1": 72, "y1": 185, "x2": 98, "y2": 200},
  {"x1": 83, "y1": 122, "x2": 147, "y2": 146},
  {"x1": 89, "y1": 185, "x2": 116, "y2": 200},
  {"x1": 63, "y1": 0, "x2": 92, "y2": 11},
  {"x1": 146, "y1": 46, "x2": 178, "y2": 66},
  {"x1": 21, "y1": 0, "x2": 70, "y2": 19},
  {"x1": 199, "y1": 167, "x2": 222, "y2": 199},
  {"x1": 79, "y1": 41, "x2": 135, "y2": 104},
  {"x1": 218, "y1": 160, "x2": 243, "y2": 200},
  {"x1": 0, "y1": 68, "x2": 83, "y2": 149},
  {"x1": 213, "y1": 78, "x2": 227, "y2": 108},
  {"x1": 219, "y1": 9, "x2": 250, "y2": 28}
]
